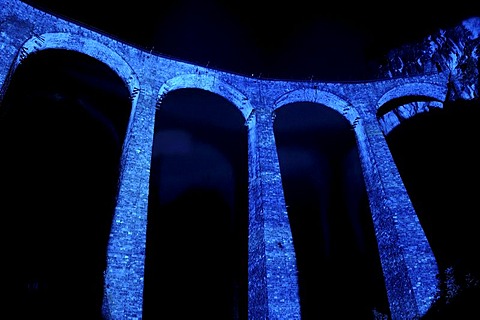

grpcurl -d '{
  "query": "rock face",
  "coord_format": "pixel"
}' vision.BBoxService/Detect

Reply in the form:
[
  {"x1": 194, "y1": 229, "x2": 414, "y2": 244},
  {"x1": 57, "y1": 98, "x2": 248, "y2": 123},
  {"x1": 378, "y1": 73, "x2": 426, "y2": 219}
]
[{"x1": 377, "y1": 17, "x2": 480, "y2": 102}]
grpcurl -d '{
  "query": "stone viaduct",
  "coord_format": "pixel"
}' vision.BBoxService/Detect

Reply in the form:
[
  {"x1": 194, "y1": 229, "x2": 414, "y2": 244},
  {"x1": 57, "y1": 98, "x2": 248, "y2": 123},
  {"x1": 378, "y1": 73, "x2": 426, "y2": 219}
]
[{"x1": 2, "y1": 0, "x2": 473, "y2": 319}]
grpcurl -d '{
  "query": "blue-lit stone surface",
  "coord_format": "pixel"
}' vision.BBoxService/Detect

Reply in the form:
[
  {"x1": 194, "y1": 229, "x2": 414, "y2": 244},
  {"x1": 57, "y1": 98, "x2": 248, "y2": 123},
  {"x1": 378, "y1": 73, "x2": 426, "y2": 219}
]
[{"x1": 1, "y1": 0, "x2": 479, "y2": 319}]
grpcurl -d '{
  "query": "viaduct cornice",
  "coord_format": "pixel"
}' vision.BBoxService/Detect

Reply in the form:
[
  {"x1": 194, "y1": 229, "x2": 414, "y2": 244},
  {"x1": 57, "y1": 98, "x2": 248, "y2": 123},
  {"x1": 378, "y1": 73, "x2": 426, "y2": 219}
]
[{"x1": 1, "y1": 0, "x2": 450, "y2": 130}]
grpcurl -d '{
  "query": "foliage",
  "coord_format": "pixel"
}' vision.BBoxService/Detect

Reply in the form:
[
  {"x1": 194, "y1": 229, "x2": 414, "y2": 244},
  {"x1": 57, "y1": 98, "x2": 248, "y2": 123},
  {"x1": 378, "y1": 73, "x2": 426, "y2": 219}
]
[{"x1": 422, "y1": 264, "x2": 480, "y2": 319}]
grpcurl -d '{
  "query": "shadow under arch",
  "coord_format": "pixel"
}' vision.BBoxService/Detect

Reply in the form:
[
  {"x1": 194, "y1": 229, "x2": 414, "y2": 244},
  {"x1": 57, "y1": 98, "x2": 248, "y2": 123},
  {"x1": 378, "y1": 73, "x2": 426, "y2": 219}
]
[
  {"x1": 15, "y1": 33, "x2": 140, "y2": 95},
  {"x1": 273, "y1": 101, "x2": 390, "y2": 319},
  {"x1": 157, "y1": 73, "x2": 253, "y2": 122},
  {"x1": 0, "y1": 48, "x2": 132, "y2": 319},
  {"x1": 143, "y1": 87, "x2": 249, "y2": 319}
]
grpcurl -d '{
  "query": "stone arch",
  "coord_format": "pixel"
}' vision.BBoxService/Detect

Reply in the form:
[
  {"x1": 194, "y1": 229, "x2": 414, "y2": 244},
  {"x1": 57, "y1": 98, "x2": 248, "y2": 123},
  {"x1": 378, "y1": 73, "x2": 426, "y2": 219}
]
[
  {"x1": 0, "y1": 42, "x2": 134, "y2": 319},
  {"x1": 15, "y1": 32, "x2": 140, "y2": 104},
  {"x1": 157, "y1": 73, "x2": 254, "y2": 121},
  {"x1": 144, "y1": 81, "x2": 250, "y2": 319},
  {"x1": 271, "y1": 89, "x2": 389, "y2": 318},
  {"x1": 375, "y1": 82, "x2": 447, "y2": 135},
  {"x1": 384, "y1": 82, "x2": 480, "y2": 310}
]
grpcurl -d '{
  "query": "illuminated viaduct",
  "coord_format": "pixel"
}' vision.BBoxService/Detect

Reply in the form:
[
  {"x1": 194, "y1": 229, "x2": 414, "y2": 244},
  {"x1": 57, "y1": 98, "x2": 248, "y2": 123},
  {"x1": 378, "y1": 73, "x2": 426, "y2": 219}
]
[{"x1": 2, "y1": 0, "x2": 476, "y2": 319}]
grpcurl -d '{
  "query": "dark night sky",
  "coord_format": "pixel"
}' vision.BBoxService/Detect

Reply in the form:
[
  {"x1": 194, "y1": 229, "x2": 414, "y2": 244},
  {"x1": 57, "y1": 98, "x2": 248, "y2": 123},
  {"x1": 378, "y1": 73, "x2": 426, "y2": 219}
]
[{"x1": 21, "y1": 0, "x2": 479, "y2": 81}]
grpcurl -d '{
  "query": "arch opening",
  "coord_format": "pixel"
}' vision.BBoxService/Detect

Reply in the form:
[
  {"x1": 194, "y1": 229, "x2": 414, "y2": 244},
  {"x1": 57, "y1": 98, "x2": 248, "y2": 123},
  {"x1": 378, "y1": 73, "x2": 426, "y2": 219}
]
[
  {"x1": 0, "y1": 48, "x2": 132, "y2": 318},
  {"x1": 143, "y1": 88, "x2": 249, "y2": 319},
  {"x1": 386, "y1": 99, "x2": 480, "y2": 318},
  {"x1": 273, "y1": 102, "x2": 390, "y2": 319}
]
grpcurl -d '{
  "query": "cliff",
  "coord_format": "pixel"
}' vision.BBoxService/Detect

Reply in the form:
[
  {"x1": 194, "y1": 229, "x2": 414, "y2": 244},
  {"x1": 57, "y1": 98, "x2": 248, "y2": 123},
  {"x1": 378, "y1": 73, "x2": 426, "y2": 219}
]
[{"x1": 377, "y1": 17, "x2": 480, "y2": 102}]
